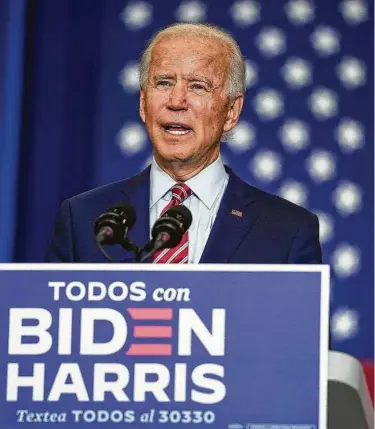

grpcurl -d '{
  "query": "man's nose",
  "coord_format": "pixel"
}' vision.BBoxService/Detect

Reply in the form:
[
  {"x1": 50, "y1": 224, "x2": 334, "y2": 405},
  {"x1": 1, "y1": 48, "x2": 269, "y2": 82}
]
[{"x1": 167, "y1": 82, "x2": 188, "y2": 110}]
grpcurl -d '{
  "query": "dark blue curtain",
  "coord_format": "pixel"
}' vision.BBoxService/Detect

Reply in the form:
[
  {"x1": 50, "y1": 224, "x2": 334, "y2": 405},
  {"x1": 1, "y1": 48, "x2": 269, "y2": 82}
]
[
  {"x1": 0, "y1": 0, "x2": 26, "y2": 261},
  {"x1": 14, "y1": 0, "x2": 103, "y2": 262}
]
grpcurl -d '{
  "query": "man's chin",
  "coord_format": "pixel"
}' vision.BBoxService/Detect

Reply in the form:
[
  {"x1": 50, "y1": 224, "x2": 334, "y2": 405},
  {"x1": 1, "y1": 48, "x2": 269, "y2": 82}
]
[{"x1": 155, "y1": 151, "x2": 194, "y2": 165}]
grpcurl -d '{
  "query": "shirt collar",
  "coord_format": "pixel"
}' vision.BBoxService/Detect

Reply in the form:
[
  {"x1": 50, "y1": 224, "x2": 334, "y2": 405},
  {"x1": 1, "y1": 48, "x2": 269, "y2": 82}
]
[
  {"x1": 150, "y1": 159, "x2": 176, "y2": 208},
  {"x1": 150, "y1": 155, "x2": 228, "y2": 209},
  {"x1": 185, "y1": 156, "x2": 227, "y2": 209}
]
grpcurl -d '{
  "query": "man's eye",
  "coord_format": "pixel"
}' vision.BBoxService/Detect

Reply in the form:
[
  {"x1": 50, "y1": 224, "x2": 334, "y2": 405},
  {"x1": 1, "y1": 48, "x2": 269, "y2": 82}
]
[
  {"x1": 157, "y1": 81, "x2": 172, "y2": 87},
  {"x1": 191, "y1": 83, "x2": 207, "y2": 91}
]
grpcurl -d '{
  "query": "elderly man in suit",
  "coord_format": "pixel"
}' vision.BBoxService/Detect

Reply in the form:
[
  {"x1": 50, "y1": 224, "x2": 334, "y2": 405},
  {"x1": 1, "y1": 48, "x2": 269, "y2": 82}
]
[{"x1": 46, "y1": 22, "x2": 321, "y2": 264}]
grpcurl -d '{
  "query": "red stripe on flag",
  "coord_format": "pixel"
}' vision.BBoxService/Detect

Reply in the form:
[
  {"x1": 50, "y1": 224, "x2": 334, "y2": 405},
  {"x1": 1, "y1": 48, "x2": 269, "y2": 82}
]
[{"x1": 362, "y1": 360, "x2": 374, "y2": 404}]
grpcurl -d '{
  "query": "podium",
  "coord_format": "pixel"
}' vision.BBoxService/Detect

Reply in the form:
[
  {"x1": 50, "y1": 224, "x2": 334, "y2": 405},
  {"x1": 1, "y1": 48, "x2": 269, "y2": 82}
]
[{"x1": 0, "y1": 263, "x2": 372, "y2": 429}]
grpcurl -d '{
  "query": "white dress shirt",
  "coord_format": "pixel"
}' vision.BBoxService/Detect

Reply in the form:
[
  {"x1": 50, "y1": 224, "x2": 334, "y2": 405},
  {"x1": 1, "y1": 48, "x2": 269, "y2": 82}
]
[{"x1": 149, "y1": 156, "x2": 229, "y2": 263}]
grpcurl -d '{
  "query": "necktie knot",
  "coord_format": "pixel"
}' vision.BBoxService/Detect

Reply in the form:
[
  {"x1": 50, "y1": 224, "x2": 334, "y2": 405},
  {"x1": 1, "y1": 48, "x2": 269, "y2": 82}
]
[{"x1": 170, "y1": 183, "x2": 192, "y2": 205}]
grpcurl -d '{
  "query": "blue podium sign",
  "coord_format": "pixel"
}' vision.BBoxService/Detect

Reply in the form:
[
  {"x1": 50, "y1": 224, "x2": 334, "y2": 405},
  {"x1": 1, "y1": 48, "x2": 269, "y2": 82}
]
[{"x1": 0, "y1": 264, "x2": 329, "y2": 429}]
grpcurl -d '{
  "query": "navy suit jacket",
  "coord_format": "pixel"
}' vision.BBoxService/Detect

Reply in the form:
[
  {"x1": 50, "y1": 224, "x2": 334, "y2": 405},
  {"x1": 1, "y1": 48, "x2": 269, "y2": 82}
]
[{"x1": 45, "y1": 165, "x2": 322, "y2": 264}]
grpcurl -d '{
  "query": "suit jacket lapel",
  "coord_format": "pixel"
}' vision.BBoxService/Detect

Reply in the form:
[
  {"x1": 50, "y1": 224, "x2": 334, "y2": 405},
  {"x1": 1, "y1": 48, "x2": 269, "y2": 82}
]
[
  {"x1": 200, "y1": 167, "x2": 259, "y2": 263},
  {"x1": 116, "y1": 165, "x2": 260, "y2": 264}
]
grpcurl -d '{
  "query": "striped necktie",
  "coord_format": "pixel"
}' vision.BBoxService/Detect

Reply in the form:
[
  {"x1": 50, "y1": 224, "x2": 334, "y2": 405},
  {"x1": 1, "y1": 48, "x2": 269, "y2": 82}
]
[{"x1": 152, "y1": 183, "x2": 192, "y2": 264}]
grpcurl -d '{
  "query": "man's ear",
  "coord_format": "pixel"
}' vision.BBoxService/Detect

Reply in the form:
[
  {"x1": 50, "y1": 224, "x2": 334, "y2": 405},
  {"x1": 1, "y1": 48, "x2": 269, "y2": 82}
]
[
  {"x1": 223, "y1": 93, "x2": 244, "y2": 132},
  {"x1": 139, "y1": 90, "x2": 146, "y2": 123}
]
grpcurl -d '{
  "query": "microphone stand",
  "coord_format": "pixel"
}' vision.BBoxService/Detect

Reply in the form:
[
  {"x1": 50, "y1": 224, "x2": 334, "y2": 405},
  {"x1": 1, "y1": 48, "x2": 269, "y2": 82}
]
[
  {"x1": 96, "y1": 227, "x2": 143, "y2": 263},
  {"x1": 121, "y1": 238, "x2": 143, "y2": 262}
]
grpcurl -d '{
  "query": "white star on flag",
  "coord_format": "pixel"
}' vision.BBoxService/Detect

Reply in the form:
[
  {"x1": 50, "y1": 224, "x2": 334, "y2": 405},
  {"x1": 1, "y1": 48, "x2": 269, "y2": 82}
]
[
  {"x1": 337, "y1": 56, "x2": 366, "y2": 89},
  {"x1": 333, "y1": 181, "x2": 363, "y2": 216},
  {"x1": 335, "y1": 118, "x2": 364, "y2": 153},
  {"x1": 285, "y1": 0, "x2": 315, "y2": 25},
  {"x1": 279, "y1": 119, "x2": 310, "y2": 152},
  {"x1": 250, "y1": 150, "x2": 282, "y2": 182},
  {"x1": 119, "y1": 62, "x2": 140, "y2": 93},
  {"x1": 306, "y1": 150, "x2": 336, "y2": 182},
  {"x1": 120, "y1": 1, "x2": 153, "y2": 30},
  {"x1": 339, "y1": 0, "x2": 368, "y2": 25},
  {"x1": 279, "y1": 180, "x2": 308, "y2": 206},
  {"x1": 331, "y1": 308, "x2": 359, "y2": 340},
  {"x1": 311, "y1": 26, "x2": 340, "y2": 56},
  {"x1": 175, "y1": 1, "x2": 206, "y2": 22},
  {"x1": 309, "y1": 87, "x2": 338, "y2": 119},
  {"x1": 254, "y1": 89, "x2": 284, "y2": 120},
  {"x1": 227, "y1": 121, "x2": 256, "y2": 152},
  {"x1": 256, "y1": 27, "x2": 286, "y2": 57},
  {"x1": 117, "y1": 123, "x2": 147, "y2": 155},
  {"x1": 281, "y1": 57, "x2": 312, "y2": 89},
  {"x1": 332, "y1": 244, "x2": 361, "y2": 278},
  {"x1": 230, "y1": 0, "x2": 261, "y2": 26}
]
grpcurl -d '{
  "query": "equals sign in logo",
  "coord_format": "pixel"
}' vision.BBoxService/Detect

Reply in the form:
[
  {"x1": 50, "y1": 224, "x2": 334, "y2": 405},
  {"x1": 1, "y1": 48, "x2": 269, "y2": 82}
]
[
  {"x1": 126, "y1": 308, "x2": 173, "y2": 356},
  {"x1": 228, "y1": 424, "x2": 244, "y2": 429}
]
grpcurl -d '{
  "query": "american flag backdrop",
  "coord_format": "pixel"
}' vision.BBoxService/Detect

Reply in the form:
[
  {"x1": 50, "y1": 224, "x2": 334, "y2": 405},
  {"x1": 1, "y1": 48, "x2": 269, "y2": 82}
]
[{"x1": 88, "y1": 0, "x2": 373, "y2": 371}]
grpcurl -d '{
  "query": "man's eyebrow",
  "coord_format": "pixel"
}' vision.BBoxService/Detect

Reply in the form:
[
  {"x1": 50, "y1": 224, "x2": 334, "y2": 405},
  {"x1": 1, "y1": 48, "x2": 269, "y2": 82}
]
[
  {"x1": 153, "y1": 73, "x2": 214, "y2": 86},
  {"x1": 153, "y1": 74, "x2": 175, "y2": 81},
  {"x1": 185, "y1": 74, "x2": 213, "y2": 86}
]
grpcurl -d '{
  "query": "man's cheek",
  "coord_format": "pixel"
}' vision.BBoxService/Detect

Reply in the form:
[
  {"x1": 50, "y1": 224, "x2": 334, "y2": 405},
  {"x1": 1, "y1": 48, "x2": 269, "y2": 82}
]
[{"x1": 190, "y1": 98, "x2": 204, "y2": 108}]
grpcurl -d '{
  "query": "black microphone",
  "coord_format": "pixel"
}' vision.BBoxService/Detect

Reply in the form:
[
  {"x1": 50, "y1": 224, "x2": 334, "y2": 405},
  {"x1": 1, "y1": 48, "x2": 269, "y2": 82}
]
[
  {"x1": 140, "y1": 205, "x2": 192, "y2": 262},
  {"x1": 94, "y1": 203, "x2": 136, "y2": 245}
]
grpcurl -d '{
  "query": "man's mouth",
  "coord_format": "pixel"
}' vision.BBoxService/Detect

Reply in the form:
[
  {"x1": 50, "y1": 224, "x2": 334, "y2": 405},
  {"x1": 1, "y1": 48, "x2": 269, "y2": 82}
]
[{"x1": 161, "y1": 123, "x2": 192, "y2": 136}]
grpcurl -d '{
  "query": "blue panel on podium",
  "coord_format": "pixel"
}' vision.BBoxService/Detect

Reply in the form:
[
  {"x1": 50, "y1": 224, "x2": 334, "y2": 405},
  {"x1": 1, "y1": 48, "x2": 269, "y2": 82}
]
[{"x1": 0, "y1": 264, "x2": 329, "y2": 429}]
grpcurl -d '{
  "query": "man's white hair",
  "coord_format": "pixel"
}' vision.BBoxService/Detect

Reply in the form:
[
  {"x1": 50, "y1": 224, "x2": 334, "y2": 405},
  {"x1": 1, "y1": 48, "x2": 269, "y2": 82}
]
[{"x1": 139, "y1": 22, "x2": 246, "y2": 101}]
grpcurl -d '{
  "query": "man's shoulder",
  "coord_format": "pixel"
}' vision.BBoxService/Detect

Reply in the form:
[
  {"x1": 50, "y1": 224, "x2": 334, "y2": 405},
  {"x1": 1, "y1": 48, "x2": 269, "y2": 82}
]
[
  {"x1": 61, "y1": 168, "x2": 150, "y2": 220},
  {"x1": 254, "y1": 184, "x2": 314, "y2": 218},
  {"x1": 68, "y1": 168, "x2": 150, "y2": 205},
  {"x1": 230, "y1": 169, "x2": 317, "y2": 224}
]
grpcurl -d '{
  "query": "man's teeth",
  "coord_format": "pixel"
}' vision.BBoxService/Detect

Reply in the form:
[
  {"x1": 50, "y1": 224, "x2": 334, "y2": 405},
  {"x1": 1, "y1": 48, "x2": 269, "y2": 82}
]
[{"x1": 165, "y1": 128, "x2": 190, "y2": 135}]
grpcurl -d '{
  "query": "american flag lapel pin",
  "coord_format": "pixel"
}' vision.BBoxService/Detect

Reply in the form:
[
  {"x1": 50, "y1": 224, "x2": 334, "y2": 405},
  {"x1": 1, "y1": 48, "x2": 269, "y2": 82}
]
[{"x1": 231, "y1": 209, "x2": 243, "y2": 218}]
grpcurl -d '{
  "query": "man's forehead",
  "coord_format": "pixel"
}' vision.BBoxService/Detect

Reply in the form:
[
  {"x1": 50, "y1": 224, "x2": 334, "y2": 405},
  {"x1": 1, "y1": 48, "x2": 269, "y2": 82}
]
[
  {"x1": 150, "y1": 36, "x2": 229, "y2": 77},
  {"x1": 152, "y1": 36, "x2": 227, "y2": 61},
  {"x1": 151, "y1": 54, "x2": 220, "y2": 72}
]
